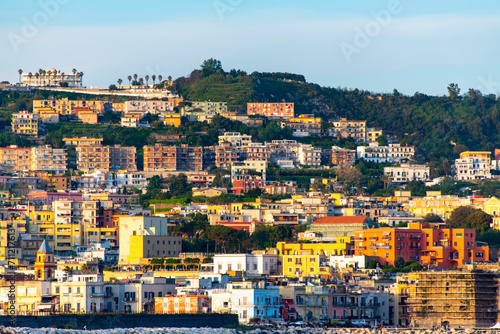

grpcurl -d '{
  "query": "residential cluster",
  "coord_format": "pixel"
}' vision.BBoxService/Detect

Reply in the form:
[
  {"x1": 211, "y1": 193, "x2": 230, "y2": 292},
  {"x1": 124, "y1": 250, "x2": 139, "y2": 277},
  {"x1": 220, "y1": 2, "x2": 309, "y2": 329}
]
[{"x1": 4, "y1": 69, "x2": 500, "y2": 329}]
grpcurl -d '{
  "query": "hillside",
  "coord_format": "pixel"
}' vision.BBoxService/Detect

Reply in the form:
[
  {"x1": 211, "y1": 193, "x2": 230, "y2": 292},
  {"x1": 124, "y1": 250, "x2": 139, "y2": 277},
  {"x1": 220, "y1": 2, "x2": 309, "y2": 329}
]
[{"x1": 177, "y1": 69, "x2": 500, "y2": 172}]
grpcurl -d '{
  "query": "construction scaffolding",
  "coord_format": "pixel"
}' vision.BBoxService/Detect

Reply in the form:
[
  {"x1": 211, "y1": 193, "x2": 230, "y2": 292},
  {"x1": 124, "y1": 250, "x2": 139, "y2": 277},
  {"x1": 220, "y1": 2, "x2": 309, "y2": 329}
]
[{"x1": 407, "y1": 271, "x2": 498, "y2": 328}]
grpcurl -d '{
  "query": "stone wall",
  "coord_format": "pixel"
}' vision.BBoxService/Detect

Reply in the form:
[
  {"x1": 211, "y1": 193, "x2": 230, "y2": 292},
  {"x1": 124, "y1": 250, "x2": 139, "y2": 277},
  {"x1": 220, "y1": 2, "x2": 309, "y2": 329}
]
[{"x1": 0, "y1": 313, "x2": 238, "y2": 330}]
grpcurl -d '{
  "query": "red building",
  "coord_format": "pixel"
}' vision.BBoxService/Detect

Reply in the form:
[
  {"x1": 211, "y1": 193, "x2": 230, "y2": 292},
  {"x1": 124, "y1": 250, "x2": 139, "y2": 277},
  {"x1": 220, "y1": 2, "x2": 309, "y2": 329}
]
[{"x1": 232, "y1": 175, "x2": 265, "y2": 195}]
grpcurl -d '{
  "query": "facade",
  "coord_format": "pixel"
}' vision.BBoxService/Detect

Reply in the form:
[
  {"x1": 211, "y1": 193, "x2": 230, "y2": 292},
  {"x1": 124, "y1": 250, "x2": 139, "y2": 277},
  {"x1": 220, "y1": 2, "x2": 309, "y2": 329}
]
[
  {"x1": 31, "y1": 146, "x2": 67, "y2": 173},
  {"x1": 229, "y1": 281, "x2": 282, "y2": 323},
  {"x1": 22, "y1": 69, "x2": 82, "y2": 87},
  {"x1": 124, "y1": 100, "x2": 174, "y2": 114},
  {"x1": 331, "y1": 146, "x2": 357, "y2": 166},
  {"x1": 189, "y1": 101, "x2": 227, "y2": 114},
  {"x1": 455, "y1": 151, "x2": 492, "y2": 180},
  {"x1": 407, "y1": 271, "x2": 498, "y2": 328},
  {"x1": 353, "y1": 222, "x2": 489, "y2": 267},
  {"x1": 0, "y1": 146, "x2": 31, "y2": 171},
  {"x1": 384, "y1": 164, "x2": 430, "y2": 184},
  {"x1": 118, "y1": 216, "x2": 181, "y2": 264},
  {"x1": 357, "y1": 143, "x2": 415, "y2": 164},
  {"x1": 218, "y1": 132, "x2": 252, "y2": 147},
  {"x1": 12, "y1": 111, "x2": 38, "y2": 136},
  {"x1": 77, "y1": 145, "x2": 136, "y2": 172},
  {"x1": 282, "y1": 114, "x2": 322, "y2": 136},
  {"x1": 63, "y1": 137, "x2": 103, "y2": 146},
  {"x1": 247, "y1": 103, "x2": 294, "y2": 119},
  {"x1": 297, "y1": 144, "x2": 322, "y2": 167},
  {"x1": 406, "y1": 192, "x2": 472, "y2": 220},
  {"x1": 155, "y1": 295, "x2": 210, "y2": 314},
  {"x1": 143, "y1": 144, "x2": 203, "y2": 172},
  {"x1": 329, "y1": 118, "x2": 366, "y2": 142},
  {"x1": 213, "y1": 253, "x2": 279, "y2": 276},
  {"x1": 109, "y1": 146, "x2": 137, "y2": 171}
]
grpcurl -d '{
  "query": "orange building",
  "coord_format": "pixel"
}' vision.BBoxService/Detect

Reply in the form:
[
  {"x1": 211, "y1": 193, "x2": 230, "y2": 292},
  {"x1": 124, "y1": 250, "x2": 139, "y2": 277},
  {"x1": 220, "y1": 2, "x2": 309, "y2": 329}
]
[
  {"x1": 353, "y1": 222, "x2": 489, "y2": 268},
  {"x1": 247, "y1": 102, "x2": 294, "y2": 119},
  {"x1": 155, "y1": 295, "x2": 210, "y2": 314},
  {"x1": 34, "y1": 240, "x2": 56, "y2": 281}
]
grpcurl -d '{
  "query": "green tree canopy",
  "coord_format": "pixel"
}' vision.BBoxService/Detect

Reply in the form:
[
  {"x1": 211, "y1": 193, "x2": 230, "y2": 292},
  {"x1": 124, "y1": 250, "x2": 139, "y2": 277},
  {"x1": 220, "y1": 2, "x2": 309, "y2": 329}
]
[{"x1": 201, "y1": 58, "x2": 223, "y2": 77}]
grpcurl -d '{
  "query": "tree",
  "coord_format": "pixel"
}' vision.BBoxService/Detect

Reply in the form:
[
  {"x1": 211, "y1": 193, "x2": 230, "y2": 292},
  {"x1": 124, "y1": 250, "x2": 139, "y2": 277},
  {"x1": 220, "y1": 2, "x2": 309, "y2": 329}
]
[
  {"x1": 447, "y1": 83, "x2": 460, "y2": 100},
  {"x1": 127, "y1": 75, "x2": 132, "y2": 86},
  {"x1": 376, "y1": 134, "x2": 388, "y2": 146},
  {"x1": 133, "y1": 74, "x2": 138, "y2": 85},
  {"x1": 420, "y1": 213, "x2": 443, "y2": 223},
  {"x1": 466, "y1": 211, "x2": 492, "y2": 233},
  {"x1": 336, "y1": 165, "x2": 362, "y2": 192},
  {"x1": 404, "y1": 180, "x2": 426, "y2": 197},
  {"x1": 446, "y1": 206, "x2": 480, "y2": 229},
  {"x1": 145, "y1": 75, "x2": 150, "y2": 86},
  {"x1": 394, "y1": 256, "x2": 405, "y2": 268},
  {"x1": 201, "y1": 58, "x2": 223, "y2": 77},
  {"x1": 117, "y1": 78, "x2": 122, "y2": 86},
  {"x1": 152, "y1": 75, "x2": 156, "y2": 85},
  {"x1": 108, "y1": 84, "x2": 118, "y2": 91},
  {"x1": 18, "y1": 69, "x2": 23, "y2": 84}
]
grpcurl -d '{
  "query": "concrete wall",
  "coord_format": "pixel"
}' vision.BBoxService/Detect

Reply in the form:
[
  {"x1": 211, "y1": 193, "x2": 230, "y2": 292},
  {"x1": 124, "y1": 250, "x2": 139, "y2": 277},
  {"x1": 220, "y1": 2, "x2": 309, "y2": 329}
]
[{"x1": 0, "y1": 313, "x2": 238, "y2": 330}]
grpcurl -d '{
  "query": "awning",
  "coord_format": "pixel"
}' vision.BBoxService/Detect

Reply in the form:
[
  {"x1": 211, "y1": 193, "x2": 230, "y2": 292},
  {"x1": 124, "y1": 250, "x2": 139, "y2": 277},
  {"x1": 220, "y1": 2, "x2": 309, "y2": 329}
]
[{"x1": 382, "y1": 231, "x2": 391, "y2": 235}]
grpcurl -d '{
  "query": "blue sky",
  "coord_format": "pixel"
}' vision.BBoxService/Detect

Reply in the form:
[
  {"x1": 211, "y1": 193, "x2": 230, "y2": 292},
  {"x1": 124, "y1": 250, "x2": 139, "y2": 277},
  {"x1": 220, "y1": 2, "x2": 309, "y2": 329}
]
[{"x1": 1, "y1": 0, "x2": 500, "y2": 96}]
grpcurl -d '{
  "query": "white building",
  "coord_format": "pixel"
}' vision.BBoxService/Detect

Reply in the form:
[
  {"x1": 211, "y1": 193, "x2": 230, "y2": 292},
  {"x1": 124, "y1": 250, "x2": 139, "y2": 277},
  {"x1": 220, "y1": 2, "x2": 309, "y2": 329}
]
[
  {"x1": 213, "y1": 253, "x2": 279, "y2": 276},
  {"x1": 21, "y1": 69, "x2": 82, "y2": 87},
  {"x1": 383, "y1": 164, "x2": 430, "y2": 184},
  {"x1": 228, "y1": 281, "x2": 282, "y2": 323},
  {"x1": 357, "y1": 143, "x2": 414, "y2": 164},
  {"x1": 297, "y1": 144, "x2": 321, "y2": 167},
  {"x1": 124, "y1": 100, "x2": 174, "y2": 114},
  {"x1": 329, "y1": 255, "x2": 374, "y2": 269},
  {"x1": 31, "y1": 145, "x2": 67, "y2": 173},
  {"x1": 231, "y1": 160, "x2": 267, "y2": 182},
  {"x1": 218, "y1": 132, "x2": 252, "y2": 147},
  {"x1": 454, "y1": 151, "x2": 492, "y2": 181}
]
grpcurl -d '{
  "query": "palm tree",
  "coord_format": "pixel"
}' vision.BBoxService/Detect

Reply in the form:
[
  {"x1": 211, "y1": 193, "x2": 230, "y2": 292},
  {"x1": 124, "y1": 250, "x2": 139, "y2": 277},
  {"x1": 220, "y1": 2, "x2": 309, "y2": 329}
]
[
  {"x1": 18, "y1": 69, "x2": 23, "y2": 84},
  {"x1": 139, "y1": 78, "x2": 144, "y2": 87},
  {"x1": 117, "y1": 78, "x2": 122, "y2": 87},
  {"x1": 133, "y1": 74, "x2": 138, "y2": 85},
  {"x1": 145, "y1": 75, "x2": 149, "y2": 87},
  {"x1": 79, "y1": 72, "x2": 84, "y2": 86},
  {"x1": 168, "y1": 76, "x2": 172, "y2": 85},
  {"x1": 72, "y1": 68, "x2": 77, "y2": 75},
  {"x1": 27, "y1": 72, "x2": 33, "y2": 85},
  {"x1": 152, "y1": 75, "x2": 156, "y2": 85},
  {"x1": 127, "y1": 75, "x2": 132, "y2": 86},
  {"x1": 34, "y1": 73, "x2": 40, "y2": 86},
  {"x1": 158, "y1": 75, "x2": 162, "y2": 84}
]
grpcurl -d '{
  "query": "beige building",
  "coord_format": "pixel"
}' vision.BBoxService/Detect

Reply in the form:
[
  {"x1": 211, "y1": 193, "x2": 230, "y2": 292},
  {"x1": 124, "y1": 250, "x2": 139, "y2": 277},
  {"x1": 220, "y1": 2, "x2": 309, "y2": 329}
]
[
  {"x1": 384, "y1": 164, "x2": 430, "y2": 184},
  {"x1": 63, "y1": 137, "x2": 103, "y2": 146},
  {"x1": 77, "y1": 145, "x2": 136, "y2": 172},
  {"x1": 218, "y1": 132, "x2": 252, "y2": 147},
  {"x1": 22, "y1": 69, "x2": 82, "y2": 87},
  {"x1": 329, "y1": 118, "x2": 366, "y2": 142},
  {"x1": 0, "y1": 145, "x2": 31, "y2": 171},
  {"x1": 143, "y1": 144, "x2": 202, "y2": 172},
  {"x1": 31, "y1": 146, "x2": 67, "y2": 173}
]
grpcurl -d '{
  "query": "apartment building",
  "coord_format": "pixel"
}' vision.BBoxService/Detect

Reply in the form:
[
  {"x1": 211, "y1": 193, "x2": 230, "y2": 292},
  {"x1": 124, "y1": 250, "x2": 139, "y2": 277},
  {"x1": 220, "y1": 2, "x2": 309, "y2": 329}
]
[
  {"x1": 22, "y1": 69, "x2": 82, "y2": 87},
  {"x1": 31, "y1": 145, "x2": 67, "y2": 173},
  {"x1": 189, "y1": 101, "x2": 227, "y2": 113},
  {"x1": 155, "y1": 295, "x2": 211, "y2": 314},
  {"x1": 12, "y1": 111, "x2": 38, "y2": 136},
  {"x1": 213, "y1": 253, "x2": 279, "y2": 276},
  {"x1": 124, "y1": 100, "x2": 174, "y2": 114},
  {"x1": 247, "y1": 102, "x2": 294, "y2": 119},
  {"x1": 143, "y1": 144, "x2": 203, "y2": 172},
  {"x1": 276, "y1": 239, "x2": 352, "y2": 277},
  {"x1": 215, "y1": 143, "x2": 245, "y2": 168},
  {"x1": 329, "y1": 118, "x2": 366, "y2": 142},
  {"x1": 246, "y1": 143, "x2": 269, "y2": 161},
  {"x1": 77, "y1": 145, "x2": 136, "y2": 172},
  {"x1": 297, "y1": 144, "x2": 322, "y2": 167},
  {"x1": 33, "y1": 98, "x2": 105, "y2": 115},
  {"x1": 455, "y1": 151, "x2": 492, "y2": 181},
  {"x1": 366, "y1": 128, "x2": 383, "y2": 143},
  {"x1": 0, "y1": 145, "x2": 31, "y2": 171},
  {"x1": 218, "y1": 132, "x2": 252, "y2": 147},
  {"x1": 162, "y1": 113, "x2": 182, "y2": 127},
  {"x1": 229, "y1": 281, "x2": 282, "y2": 323},
  {"x1": 384, "y1": 164, "x2": 430, "y2": 184},
  {"x1": 357, "y1": 143, "x2": 415, "y2": 164},
  {"x1": 282, "y1": 114, "x2": 322, "y2": 136},
  {"x1": 353, "y1": 222, "x2": 489, "y2": 268},
  {"x1": 405, "y1": 191, "x2": 472, "y2": 220},
  {"x1": 331, "y1": 146, "x2": 356, "y2": 166},
  {"x1": 121, "y1": 115, "x2": 140, "y2": 127}
]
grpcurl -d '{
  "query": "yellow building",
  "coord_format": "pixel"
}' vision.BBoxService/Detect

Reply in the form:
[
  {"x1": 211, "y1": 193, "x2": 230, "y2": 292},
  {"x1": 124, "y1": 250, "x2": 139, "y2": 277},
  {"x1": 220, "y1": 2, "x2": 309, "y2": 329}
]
[
  {"x1": 63, "y1": 137, "x2": 103, "y2": 146},
  {"x1": 276, "y1": 239, "x2": 352, "y2": 277},
  {"x1": 405, "y1": 191, "x2": 472, "y2": 220},
  {"x1": 163, "y1": 113, "x2": 182, "y2": 127},
  {"x1": 33, "y1": 98, "x2": 105, "y2": 116},
  {"x1": 366, "y1": 128, "x2": 383, "y2": 142},
  {"x1": 288, "y1": 114, "x2": 322, "y2": 124},
  {"x1": 482, "y1": 197, "x2": 500, "y2": 229},
  {"x1": 12, "y1": 111, "x2": 38, "y2": 136}
]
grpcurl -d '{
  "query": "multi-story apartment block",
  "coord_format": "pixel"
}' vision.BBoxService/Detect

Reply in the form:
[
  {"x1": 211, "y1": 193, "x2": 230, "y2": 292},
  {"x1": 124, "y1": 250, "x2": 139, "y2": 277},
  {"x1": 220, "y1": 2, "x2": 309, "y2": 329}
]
[
  {"x1": 124, "y1": 100, "x2": 174, "y2": 114},
  {"x1": 247, "y1": 102, "x2": 294, "y2": 119},
  {"x1": 297, "y1": 144, "x2": 322, "y2": 167},
  {"x1": 77, "y1": 145, "x2": 136, "y2": 172},
  {"x1": 246, "y1": 143, "x2": 269, "y2": 161},
  {"x1": 31, "y1": 145, "x2": 67, "y2": 173},
  {"x1": 276, "y1": 239, "x2": 352, "y2": 277},
  {"x1": 455, "y1": 151, "x2": 492, "y2": 181},
  {"x1": 282, "y1": 114, "x2": 322, "y2": 136},
  {"x1": 34, "y1": 98, "x2": 105, "y2": 116},
  {"x1": 155, "y1": 295, "x2": 211, "y2": 314},
  {"x1": 121, "y1": 114, "x2": 140, "y2": 127},
  {"x1": 229, "y1": 281, "x2": 282, "y2": 323},
  {"x1": 215, "y1": 143, "x2": 245, "y2": 168},
  {"x1": 76, "y1": 145, "x2": 110, "y2": 172},
  {"x1": 309, "y1": 216, "x2": 374, "y2": 238},
  {"x1": 0, "y1": 145, "x2": 31, "y2": 171},
  {"x1": 109, "y1": 146, "x2": 137, "y2": 171},
  {"x1": 353, "y1": 222, "x2": 489, "y2": 268},
  {"x1": 12, "y1": 111, "x2": 38, "y2": 136},
  {"x1": 331, "y1": 146, "x2": 356, "y2": 166},
  {"x1": 53, "y1": 199, "x2": 98, "y2": 248},
  {"x1": 143, "y1": 144, "x2": 203, "y2": 172},
  {"x1": 22, "y1": 69, "x2": 82, "y2": 87},
  {"x1": 218, "y1": 132, "x2": 252, "y2": 147},
  {"x1": 357, "y1": 143, "x2": 415, "y2": 163},
  {"x1": 405, "y1": 191, "x2": 472, "y2": 220},
  {"x1": 407, "y1": 271, "x2": 498, "y2": 328},
  {"x1": 329, "y1": 118, "x2": 366, "y2": 142},
  {"x1": 384, "y1": 164, "x2": 430, "y2": 184},
  {"x1": 189, "y1": 101, "x2": 227, "y2": 114}
]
